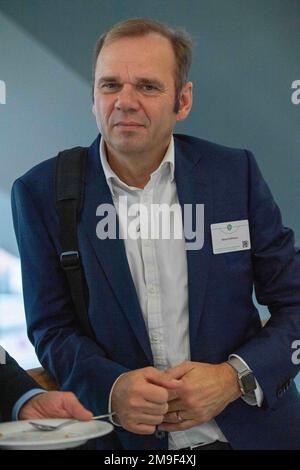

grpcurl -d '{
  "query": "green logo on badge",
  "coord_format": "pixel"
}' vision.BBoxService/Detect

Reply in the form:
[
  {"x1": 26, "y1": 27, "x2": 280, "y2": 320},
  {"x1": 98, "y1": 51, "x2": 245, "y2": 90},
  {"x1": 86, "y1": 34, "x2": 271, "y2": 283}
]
[{"x1": 227, "y1": 224, "x2": 232, "y2": 231}]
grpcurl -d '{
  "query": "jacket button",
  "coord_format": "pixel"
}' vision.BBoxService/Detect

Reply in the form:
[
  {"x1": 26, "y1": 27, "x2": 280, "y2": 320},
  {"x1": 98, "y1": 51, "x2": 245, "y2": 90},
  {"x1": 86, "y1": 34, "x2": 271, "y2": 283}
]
[
  {"x1": 277, "y1": 388, "x2": 284, "y2": 398},
  {"x1": 155, "y1": 430, "x2": 165, "y2": 439}
]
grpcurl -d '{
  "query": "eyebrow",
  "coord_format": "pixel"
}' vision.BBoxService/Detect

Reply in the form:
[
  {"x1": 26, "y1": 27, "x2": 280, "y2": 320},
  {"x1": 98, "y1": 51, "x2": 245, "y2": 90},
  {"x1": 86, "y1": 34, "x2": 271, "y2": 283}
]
[
  {"x1": 97, "y1": 76, "x2": 165, "y2": 89},
  {"x1": 97, "y1": 76, "x2": 120, "y2": 85}
]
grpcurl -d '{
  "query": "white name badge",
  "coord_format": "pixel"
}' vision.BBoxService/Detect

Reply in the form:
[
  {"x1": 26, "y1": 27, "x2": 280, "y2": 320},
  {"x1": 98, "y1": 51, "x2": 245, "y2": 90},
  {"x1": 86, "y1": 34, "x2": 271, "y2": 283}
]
[{"x1": 210, "y1": 219, "x2": 251, "y2": 254}]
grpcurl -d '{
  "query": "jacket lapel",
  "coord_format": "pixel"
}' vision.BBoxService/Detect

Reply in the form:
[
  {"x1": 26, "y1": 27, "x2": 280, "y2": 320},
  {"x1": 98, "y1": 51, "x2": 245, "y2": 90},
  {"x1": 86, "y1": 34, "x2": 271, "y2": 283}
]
[
  {"x1": 80, "y1": 136, "x2": 153, "y2": 363},
  {"x1": 174, "y1": 136, "x2": 213, "y2": 357}
]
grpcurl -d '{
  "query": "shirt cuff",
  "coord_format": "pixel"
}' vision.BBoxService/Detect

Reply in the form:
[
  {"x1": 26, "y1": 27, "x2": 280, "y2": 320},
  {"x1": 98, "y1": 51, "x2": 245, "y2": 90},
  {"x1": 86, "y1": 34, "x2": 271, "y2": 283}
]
[
  {"x1": 12, "y1": 389, "x2": 47, "y2": 421},
  {"x1": 229, "y1": 354, "x2": 263, "y2": 407},
  {"x1": 108, "y1": 373, "x2": 127, "y2": 427}
]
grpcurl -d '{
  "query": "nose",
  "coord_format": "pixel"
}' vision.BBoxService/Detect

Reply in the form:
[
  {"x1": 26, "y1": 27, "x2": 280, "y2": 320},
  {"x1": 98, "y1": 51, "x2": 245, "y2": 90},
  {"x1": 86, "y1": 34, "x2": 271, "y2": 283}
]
[{"x1": 114, "y1": 84, "x2": 140, "y2": 112}]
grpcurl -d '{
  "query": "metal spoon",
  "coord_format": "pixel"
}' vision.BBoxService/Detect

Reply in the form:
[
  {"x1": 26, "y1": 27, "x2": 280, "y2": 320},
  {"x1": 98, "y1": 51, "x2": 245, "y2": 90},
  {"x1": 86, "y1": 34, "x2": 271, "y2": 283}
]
[{"x1": 28, "y1": 412, "x2": 116, "y2": 431}]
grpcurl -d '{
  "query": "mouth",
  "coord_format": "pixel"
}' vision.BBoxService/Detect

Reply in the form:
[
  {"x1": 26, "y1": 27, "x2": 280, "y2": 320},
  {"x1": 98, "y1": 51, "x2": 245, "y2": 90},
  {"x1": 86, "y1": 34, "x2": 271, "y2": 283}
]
[{"x1": 114, "y1": 122, "x2": 145, "y2": 129}]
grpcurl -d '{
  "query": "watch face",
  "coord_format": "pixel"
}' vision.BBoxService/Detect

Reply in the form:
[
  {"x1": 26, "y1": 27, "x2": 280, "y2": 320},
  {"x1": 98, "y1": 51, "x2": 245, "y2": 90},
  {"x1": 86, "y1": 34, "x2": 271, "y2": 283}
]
[{"x1": 241, "y1": 372, "x2": 257, "y2": 393}]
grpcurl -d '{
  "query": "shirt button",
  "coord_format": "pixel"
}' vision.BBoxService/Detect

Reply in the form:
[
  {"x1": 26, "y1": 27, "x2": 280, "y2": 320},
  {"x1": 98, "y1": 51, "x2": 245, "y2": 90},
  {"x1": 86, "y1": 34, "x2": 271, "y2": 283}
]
[
  {"x1": 148, "y1": 285, "x2": 156, "y2": 294},
  {"x1": 151, "y1": 333, "x2": 159, "y2": 342}
]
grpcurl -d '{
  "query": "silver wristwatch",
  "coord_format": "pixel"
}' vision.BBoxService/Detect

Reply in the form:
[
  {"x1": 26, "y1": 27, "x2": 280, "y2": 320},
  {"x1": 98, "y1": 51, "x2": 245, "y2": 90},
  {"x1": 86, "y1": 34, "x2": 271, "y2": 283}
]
[{"x1": 227, "y1": 357, "x2": 257, "y2": 395}]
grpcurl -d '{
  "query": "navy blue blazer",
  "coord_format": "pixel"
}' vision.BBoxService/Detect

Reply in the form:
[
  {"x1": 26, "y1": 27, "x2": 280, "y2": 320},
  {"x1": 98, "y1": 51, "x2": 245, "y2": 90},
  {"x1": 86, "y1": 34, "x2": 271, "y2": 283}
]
[{"x1": 11, "y1": 134, "x2": 300, "y2": 449}]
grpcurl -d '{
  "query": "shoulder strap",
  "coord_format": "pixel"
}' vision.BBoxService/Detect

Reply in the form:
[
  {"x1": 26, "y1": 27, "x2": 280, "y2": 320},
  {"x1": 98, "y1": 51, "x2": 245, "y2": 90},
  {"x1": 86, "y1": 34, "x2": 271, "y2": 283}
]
[{"x1": 55, "y1": 147, "x2": 94, "y2": 339}]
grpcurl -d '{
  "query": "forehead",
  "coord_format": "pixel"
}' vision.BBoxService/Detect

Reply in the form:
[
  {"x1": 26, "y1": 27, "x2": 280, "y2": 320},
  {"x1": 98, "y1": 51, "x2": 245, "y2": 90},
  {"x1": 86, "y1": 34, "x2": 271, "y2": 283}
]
[{"x1": 95, "y1": 33, "x2": 176, "y2": 80}]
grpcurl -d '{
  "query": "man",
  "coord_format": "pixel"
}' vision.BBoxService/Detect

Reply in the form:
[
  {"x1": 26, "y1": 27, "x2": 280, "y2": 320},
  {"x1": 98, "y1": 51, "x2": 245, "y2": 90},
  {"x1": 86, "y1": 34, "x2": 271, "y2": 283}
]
[
  {"x1": 11, "y1": 19, "x2": 300, "y2": 449},
  {"x1": 0, "y1": 347, "x2": 93, "y2": 422}
]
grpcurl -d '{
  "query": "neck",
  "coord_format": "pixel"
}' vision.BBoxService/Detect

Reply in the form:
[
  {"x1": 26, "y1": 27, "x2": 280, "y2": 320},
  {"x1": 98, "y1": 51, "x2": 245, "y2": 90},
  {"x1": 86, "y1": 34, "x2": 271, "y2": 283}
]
[{"x1": 105, "y1": 143, "x2": 170, "y2": 189}]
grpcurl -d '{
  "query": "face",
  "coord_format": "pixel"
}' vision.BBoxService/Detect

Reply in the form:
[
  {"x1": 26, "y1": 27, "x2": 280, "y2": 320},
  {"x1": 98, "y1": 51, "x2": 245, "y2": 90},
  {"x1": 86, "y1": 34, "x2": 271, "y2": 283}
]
[{"x1": 93, "y1": 33, "x2": 192, "y2": 159}]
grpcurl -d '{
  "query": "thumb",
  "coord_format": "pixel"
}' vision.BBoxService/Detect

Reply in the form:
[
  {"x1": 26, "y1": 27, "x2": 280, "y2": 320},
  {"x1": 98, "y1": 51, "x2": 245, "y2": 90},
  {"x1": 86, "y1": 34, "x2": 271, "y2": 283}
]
[
  {"x1": 146, "y1": 369, "x2": 182, "y2": 389},
  {"x1": 165, "y1": 361, "x2": 194, "y2": 380}
]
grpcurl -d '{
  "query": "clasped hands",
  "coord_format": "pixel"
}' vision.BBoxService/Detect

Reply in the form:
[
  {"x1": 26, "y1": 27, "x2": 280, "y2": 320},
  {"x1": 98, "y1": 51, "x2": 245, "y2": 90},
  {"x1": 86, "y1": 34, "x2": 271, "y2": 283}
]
[{"x1": 111, "y1": 361, "x2": 241, "y2": 434}]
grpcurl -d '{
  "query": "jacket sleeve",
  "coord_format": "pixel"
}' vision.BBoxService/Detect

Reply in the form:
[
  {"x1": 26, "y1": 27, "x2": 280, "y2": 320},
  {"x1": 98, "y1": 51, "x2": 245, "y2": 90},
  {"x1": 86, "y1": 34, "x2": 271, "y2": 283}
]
[
  {"x1": 0, "y1": 349, "x2": 39, "y2": 421},
  {"x1": 11, "y1": 178, "x2": 129, "y2": 416},
  {"x1": 232, "y1": 150, "x2": 300, "y2": 408}
]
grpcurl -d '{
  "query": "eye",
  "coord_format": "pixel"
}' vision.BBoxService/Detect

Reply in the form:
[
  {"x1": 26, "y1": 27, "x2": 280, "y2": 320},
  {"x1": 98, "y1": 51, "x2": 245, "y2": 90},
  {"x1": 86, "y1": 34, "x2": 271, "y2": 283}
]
[
  {"x1": 139, "y1": 84, "x2": 159, "y2": 93},
  {"x1": 101, "y1": 83, "x2": 121, "y2": 91}
]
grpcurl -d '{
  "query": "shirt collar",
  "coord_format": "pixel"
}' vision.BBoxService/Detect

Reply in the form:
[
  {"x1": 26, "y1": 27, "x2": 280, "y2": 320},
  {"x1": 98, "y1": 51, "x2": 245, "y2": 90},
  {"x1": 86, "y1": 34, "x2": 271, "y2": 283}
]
[{"x1": 99, "y1": 136, "x2": 175, "y2": 196}]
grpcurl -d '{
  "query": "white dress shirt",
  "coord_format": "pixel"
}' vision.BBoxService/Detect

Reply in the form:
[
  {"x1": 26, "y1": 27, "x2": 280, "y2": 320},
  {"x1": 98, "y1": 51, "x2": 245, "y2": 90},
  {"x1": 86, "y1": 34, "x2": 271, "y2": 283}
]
[{"x1": 99, "y1": 136, "x2": 261, "y2": 449}]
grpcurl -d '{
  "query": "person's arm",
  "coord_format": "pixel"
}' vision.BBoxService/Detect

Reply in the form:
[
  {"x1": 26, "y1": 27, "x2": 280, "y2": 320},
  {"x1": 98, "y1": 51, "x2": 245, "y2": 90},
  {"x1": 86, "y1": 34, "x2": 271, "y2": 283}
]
[
  {"x1": 0, "y1": 351, "x2": 93, "y2": 421},
  {"x1": 0, "y1": 350, "x2": 41, "y2": 422},
  {"x1": 230, "y1": 150, "x2": 300, "y2": 409}
]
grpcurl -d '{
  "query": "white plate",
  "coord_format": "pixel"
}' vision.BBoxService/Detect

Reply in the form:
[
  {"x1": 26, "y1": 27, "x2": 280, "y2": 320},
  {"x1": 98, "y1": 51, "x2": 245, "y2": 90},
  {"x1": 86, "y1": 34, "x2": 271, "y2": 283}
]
[{"x1": 0, "y1": 419, "x2": 113, "y2": 450}]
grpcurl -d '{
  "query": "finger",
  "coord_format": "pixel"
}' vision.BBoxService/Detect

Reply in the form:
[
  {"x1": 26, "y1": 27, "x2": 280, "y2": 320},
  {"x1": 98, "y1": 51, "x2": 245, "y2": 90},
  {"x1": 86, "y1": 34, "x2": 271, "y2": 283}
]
[
  {"x1": 62, "y1": 392, "x2": 93, "y2": 420},
  {"x1": 142, "y1": 401, "x2": 169, "y2": 415},
  {"x1": 164, "y1": 410, "x2": 191, "y2": 422},
  {"x1": 146, "y1": 370, "x2": 182, "y2": 390},
  {"x1": 121, "y1": 411, "x2": 164, "y2": 429},
  {"x1": 167, "y1": 399, "x2": 184, "y2": 413},
  {"x1": 161, "y1": 411, "x2": 179, "y2": 424},
  {"x1": 134, "y1": 424, "x2": 156, "y2": 435},
  {"x1": 130, "y1": 400, "x2": 168, "y2": 415},
  {"x1": 127, "y1": 400, "x2": 169, "y2": 415},
  {"x1": 167, "y1": 390, "x2": 179, "y2": 401},
  {"x1": 165, "y1": 362, "x2": 194, "y2": 381},
  {"x1": 138, "y1": 412, "x2": 165, "y2": 426},
  {"x1": 143, "y1": 383, "x2": 170, "y2": 405},
  {"x1": 158, "y1": 419, "x2": 196, "y2": 432}
]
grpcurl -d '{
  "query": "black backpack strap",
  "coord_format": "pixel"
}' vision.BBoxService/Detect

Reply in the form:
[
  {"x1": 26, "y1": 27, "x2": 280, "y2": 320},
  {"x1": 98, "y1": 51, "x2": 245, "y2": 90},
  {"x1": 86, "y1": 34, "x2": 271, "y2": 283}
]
[{"x1": 55, "y1": 147, "x2": 94, "y2": 338}]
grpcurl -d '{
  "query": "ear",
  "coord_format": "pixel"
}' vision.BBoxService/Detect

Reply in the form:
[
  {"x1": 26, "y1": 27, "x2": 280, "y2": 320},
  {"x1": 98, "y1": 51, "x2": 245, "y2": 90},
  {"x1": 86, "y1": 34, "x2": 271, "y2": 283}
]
[
  {"x1": 176, "y1": 82, "x2": 193, "y2": 122},
  {"x1": 92, "y1": 103, "x2": 96, "y2": 115}
]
